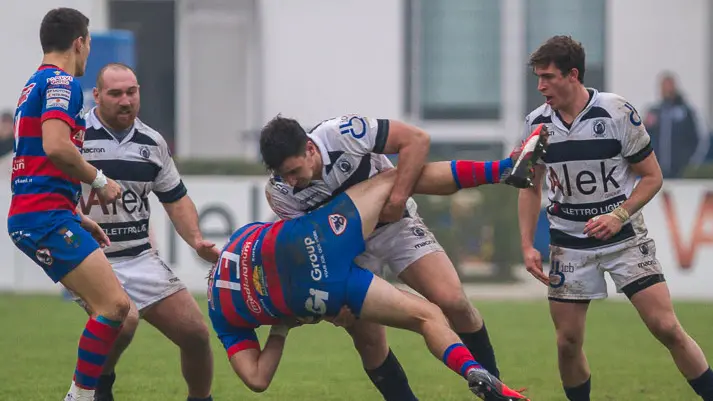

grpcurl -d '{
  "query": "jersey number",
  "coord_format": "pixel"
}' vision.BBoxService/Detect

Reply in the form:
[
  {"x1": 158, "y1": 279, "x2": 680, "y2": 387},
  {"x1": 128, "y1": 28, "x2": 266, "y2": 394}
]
[{"x1": 305, "y1": 288, "x2": 329, "y2": 315}]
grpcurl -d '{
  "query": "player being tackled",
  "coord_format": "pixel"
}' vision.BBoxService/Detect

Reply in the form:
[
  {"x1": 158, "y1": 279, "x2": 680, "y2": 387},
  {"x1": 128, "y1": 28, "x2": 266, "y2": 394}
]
[{"x1": 205, "y1": 124, "x2": 548, "y2": 400}]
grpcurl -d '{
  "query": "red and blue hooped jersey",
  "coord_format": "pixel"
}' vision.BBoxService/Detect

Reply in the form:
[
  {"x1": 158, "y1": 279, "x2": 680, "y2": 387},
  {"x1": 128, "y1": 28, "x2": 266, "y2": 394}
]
[
  {"x1": 208, "y1": 221, "x2": 292, "y2": 356},
  {"x1": 8, "y1": 64, "x2": 86, "y2": 227}
]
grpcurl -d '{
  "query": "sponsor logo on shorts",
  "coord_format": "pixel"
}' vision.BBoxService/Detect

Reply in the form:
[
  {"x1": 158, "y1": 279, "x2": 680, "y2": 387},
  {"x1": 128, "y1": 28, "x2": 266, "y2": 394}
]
[
  {"x1": 304, "y1": 232, "x2": 328, "y2": 280},
  {"x1": 35, "y1": 248, "x2": 53, "y2": 266},
  {"x1": 549, "y1": 260, "x2": 575, "y2": 288},
  {"x1": 58, "y1": 227, "x2": 81, "y2": 248},
  {"x1": 638, "y1": 243, "x2": 649, "y2": 255},
  {"x1": 637, "y1": 260, "x2": 657, "y2": 268},
  {"x1": 305, "y1": 288, "x2": 329, "y2": 315},
  {"x1": 328, "y1": 214, "x2": 347, "y2": 235},
  {"x1": 412, "y1": 227, "x2": 426, "y2": 237},
  {"x1": 414, "y1": 240, "x2": 436, "y2": 249}
]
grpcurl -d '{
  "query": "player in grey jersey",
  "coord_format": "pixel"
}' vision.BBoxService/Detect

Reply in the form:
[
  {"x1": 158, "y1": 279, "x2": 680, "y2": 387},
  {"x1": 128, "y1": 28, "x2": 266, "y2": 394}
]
[
  {"x1": 518, "y1": 36, "x2": 713, "y2": 401},
  {"x1": 77, "y1": 63, "x2": 220, "y2": 401},
  {"x1": 260, "y1": 114, "x2": 544, "y2": 400}
]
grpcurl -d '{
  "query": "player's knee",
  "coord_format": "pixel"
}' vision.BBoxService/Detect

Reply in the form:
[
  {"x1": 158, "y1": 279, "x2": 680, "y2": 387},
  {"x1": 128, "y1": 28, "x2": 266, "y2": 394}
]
[
  {"x1": 178, "y1": 319, "x2": 212, "y2": 351},
  {"x1": 647, "y1": 315, "x2": 685, "y2": 349},
  {"x1": 96, "y1": 292, "x2": 131, "y2": 322},
  {"x1": 347, "y1": 323, "x2": 388, "y2": 359},
  {"x1": 429, "y1": 291, "x2": 475, "y2": 325},
  {"x1": 416, "y1": 301, "x2": 450, "y2": 332},
  {"x1": 556, "y1": 329, "x2": 584, "y2": 357}
]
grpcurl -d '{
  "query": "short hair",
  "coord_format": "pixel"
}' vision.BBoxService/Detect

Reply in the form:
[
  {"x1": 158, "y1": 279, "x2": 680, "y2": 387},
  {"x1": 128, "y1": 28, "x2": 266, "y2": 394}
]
[
  {"x1": 259, "y1": 115, "x2": 309, "y2": 172},
  {"x1": 528, "y1": 35, "x2": 586, "y2": 83},
  {"x1": 96, "y1": 62, "x2": 137, "y2": 90},
  {"x1": 40, "y1": 8, "x2": 90, "y2": 54}
]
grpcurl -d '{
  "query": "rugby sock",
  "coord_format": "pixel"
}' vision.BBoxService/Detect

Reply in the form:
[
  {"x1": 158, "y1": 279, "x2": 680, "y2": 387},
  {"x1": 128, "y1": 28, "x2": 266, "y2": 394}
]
[
  {"x1": 450, "y1": 158, "x2": 514, "y2": 189},
  {"x1": 563, "y1": 376, "x2": 591, "y2": 401},
  {"x1": 458, "y1": 322, "x2": 500, "y2": 379},
  {"x1": 442, "y1": 343, "x2": 482, "y2": 379},
  {"x1": 688, "y1": 367, "x2": 713, "y2": 400},
  {"x1": 187, "y1": 397, "x2": 213, "y2": 401},
  {"x1": 73, "y1": 316, "x2": 122, "y2": 391},
  {"x1": 95, "y1": 372, "x2": 116, "y2": 397},
  {"x1": 365, "y1": 349, "x2": 418, "y2": 401}
]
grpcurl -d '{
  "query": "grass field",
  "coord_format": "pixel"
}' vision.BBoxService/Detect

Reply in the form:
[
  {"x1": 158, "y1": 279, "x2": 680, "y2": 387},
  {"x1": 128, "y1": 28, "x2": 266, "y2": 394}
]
[{"x1": 1, "y1": 295, "x2": 712, "y2": 400}]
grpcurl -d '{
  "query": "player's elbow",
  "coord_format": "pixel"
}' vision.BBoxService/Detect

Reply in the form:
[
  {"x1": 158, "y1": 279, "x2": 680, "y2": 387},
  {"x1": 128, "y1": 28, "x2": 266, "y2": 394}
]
[{"x1": 410, "y1": 127, "x2": 430, "y2": 150}]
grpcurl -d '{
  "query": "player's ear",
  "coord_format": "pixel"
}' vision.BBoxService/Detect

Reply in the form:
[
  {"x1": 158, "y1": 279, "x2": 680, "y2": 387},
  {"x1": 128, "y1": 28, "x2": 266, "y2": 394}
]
[
  {"x1": 568, "y1": 68, "x2": 580, "y2": 83},
  {"x1": 93, "y1": 87, "x2": 100, "y2": 104}
]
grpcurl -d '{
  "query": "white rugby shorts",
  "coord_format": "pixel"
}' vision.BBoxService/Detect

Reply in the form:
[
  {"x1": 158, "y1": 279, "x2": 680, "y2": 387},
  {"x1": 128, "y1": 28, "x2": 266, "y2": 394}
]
[
  {"x1": 72, "y1": 250, "x2": 186, "y2": 312},
  {"x1": 547, "y1": 238, "x2": 663, "y2": 301},
  {"x1": 354, "y1": 213, "x2": 444, "y2": 277}
]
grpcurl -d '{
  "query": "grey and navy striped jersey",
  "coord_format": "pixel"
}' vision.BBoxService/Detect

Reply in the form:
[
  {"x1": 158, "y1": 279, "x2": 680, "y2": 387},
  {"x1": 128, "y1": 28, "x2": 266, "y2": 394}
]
[
  {"x1": 524, "y1": 88, "x2": 653, "y2": 250},
  {"x1": 80, "y1": 108, "x2": 187, "y2": 259},
  {"x1": 265, "y1": 114, "x2": 417, "y2": 220}
]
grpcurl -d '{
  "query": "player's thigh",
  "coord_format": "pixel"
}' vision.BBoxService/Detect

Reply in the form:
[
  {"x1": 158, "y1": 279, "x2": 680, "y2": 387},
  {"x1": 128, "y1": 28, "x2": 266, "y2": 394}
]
[
  {"x1": 344, "y1": 169, "x2": 398, "y2": 238},
  {"x1": 62, "y1": 248, "x2": 129, "y2": 315},
  {"x1": 604, "y1": 239, "x2": 665, "y2": 299},
  {"x1": 143, "y1": 288, "x2": 210, "y2": 348},
  {"x1": 547, "y1": 245, "x2": 606, "y2": 302},
  {"x1": 113, "y1": 251, "x2": 187, "y2": 312},
  {"x1": 549, "y1": 300, "x2": 589, "y2": 346},
  {"x1": 359, "y1": 274, "x2": 447, "y2": 332}
]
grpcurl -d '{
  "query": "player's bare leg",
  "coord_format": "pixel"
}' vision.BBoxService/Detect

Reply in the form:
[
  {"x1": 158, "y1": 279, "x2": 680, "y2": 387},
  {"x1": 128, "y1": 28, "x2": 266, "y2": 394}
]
[
  {"x1": 142, "y1": 289, "x2": 214, "y2": 400},
  {"x1": 630, "y1": 282, "x2": 713, "y2": 400},
  {"x1": 398, "y1": 254, "x2": 500, "y2": 377},
  {"x1": 549, "y1": 301, "x2": 592, "y2": 400},
  {"x1": 359, "y1": 276, "x2": 527, "y2": 400},
  {"x1": 61, "y1": 249, "x2": 131, "y2": 401}
]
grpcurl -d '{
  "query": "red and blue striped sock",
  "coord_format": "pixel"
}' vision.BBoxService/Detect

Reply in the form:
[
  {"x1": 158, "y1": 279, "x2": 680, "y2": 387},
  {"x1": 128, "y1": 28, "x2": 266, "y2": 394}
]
[
  {"x1": 73, "y1": 315, "x2": 122, "y2": 390},
  {"x1": 450, "y1": 158, "x2": 514, "y2": 189},
  {"x1": 442, "y1": 343, "x2": 482, "y2": 379}
]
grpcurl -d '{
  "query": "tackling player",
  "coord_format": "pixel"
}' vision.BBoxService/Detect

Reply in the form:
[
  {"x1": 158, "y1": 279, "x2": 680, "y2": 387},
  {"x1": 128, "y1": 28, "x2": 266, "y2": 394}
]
[
  {"x1": 207, "y1": 147, "x2": 548, "y2": 400},
  {"x1": 7, "y1": 8, "x2": 130, "y2": 401},
  {"x1": 260, "y1": 115, "x2": 533, "y2": 400},
  {"x1": 75, "y1": 63, "x2": 218, "y2": 401},
  {"x1": 518, "y1": 35, "x2": 713, "y2": 401}
]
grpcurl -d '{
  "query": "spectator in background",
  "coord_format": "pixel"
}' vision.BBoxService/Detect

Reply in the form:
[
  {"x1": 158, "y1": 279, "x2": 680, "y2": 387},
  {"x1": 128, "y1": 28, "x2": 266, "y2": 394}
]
[
  {"x1": 644, "y1": 72, "x2": 710, "y2": 178},
  {"x1": 0, "y1": 111, "x2": 15, "y2": 157}
]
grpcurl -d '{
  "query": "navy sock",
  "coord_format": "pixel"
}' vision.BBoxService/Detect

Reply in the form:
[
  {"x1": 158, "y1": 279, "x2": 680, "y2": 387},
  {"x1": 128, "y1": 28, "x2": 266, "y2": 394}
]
[
  {"x1": 365, "y1": 349, "x2": 418, "y2": 401},
  {"x1": 187, "y1": 397, "x2": 212, "y2": 401},
  {"x1": 689, "y1": 367, "x2": 713, "y2": 401},
  {"x1": 96, "y1": 372, "x2": 116, "y2": 395},
  {"x1": 458, "y1": 322, "x2": 500, "y2": 379},
  {"x1": 564, "y1": 376, "x2": 591, "y2": 401}
]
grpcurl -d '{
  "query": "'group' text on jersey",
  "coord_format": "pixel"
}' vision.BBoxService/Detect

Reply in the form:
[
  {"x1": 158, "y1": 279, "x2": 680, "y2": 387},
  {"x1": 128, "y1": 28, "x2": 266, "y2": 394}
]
[
  {"x1": 9, "y1": 64, "x2": 86, "y2": 227},
  {"x1": 265, "y1": 114, "x2": 416, "y2": 219},
  {"x1": 524, "y1": 89, "x2": 653, "y2": 250},
  {"x1": 80, "y1": 108, "x2": 187, "y2": 259}
]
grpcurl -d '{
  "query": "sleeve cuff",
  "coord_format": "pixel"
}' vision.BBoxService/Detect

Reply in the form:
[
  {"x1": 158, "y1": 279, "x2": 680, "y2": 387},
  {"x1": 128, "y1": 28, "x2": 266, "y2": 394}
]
[
  {"x1": 373, "y1": 119, "x2": 390, "y2": 154},
  {"x1": 625, "y1": 140, "x2": 653, "y2": 164},
  {"x1": 155, "y1": 180, "x2": 188, "y2": 203}
]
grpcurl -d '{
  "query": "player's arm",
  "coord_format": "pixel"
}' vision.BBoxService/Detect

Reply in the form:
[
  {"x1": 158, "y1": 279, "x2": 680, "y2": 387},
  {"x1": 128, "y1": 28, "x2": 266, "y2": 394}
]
[
  {"x1": 227, "y1": 326, "x2": 290, "y2": 392},
  {"x1": 154, "y1": 138, "x2": 219, "y2": 263},
  {"x1": 42, "y1": 120, "x2": 98, "y2": 184},
  {"x1": 377, "y1": 120, "x2": 430, "y2": 215}
]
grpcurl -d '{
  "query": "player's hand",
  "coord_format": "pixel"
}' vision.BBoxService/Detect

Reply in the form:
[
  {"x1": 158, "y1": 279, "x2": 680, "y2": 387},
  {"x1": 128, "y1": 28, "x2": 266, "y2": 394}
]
[
  {"x1": 80, "y1": 216, "x2": 110, "y2": 248},
  {"x1": 97, "y1": 178, "x2": 122, "y2": 204},
  {"x1": 583, "y1": 214, "x2": 622, "y2": 241},
  {"x1": 326, "y1": 305, "x2": 357, "y2": 328},
  {"x1": 522, "y1": 246, "x2": 548, "y2": 285},
  {"x1": 379, "y1": 196, "x2": 407, "y2": 223},
  {"x1": 195, "y1": 239, "x2": 220, "y2": 264}
]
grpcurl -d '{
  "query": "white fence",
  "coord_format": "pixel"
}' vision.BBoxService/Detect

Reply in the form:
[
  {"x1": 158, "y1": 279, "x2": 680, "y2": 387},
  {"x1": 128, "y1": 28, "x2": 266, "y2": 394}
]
[{"x1": 1, "y1": 177, "x2": 712, "y2": 300}]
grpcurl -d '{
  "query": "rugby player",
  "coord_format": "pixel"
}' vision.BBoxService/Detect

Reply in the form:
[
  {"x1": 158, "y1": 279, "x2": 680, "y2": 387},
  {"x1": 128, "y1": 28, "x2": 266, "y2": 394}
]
[
  {"x1": 260, "y1": 115, "x2": 533, "y2": 400},
  {"x1": 207, "y1": 141, "x2": 549, "y2": 399},
  {"x1": 518, "y1": 35, "x2": 713, "y2": 401},
  {"x1": 75, "y1": 63, "x2": 218, "y2": 401},
  {"x1": 7, "y1": 8, "x2": 130, "y2": 401}
]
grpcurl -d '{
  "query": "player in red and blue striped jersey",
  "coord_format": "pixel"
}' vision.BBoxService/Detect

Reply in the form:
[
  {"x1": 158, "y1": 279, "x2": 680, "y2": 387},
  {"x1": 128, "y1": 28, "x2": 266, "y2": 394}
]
[
  {"x1": 207, "y1": 127, "x2": 547, "y2": 399},
  {"x1": 7, "y1": 8, "x2": 131, "y2": 401}
]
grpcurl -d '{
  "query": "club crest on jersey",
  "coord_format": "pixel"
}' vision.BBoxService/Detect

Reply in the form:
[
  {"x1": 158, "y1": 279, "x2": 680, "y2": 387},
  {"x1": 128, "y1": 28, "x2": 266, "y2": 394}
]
[
  {"x1": 35, "y1": 248, "x2": 53, "y2": 266},
  {"x1": 139, "y1": 146, "x2": 151, "y2": 159},
  {"x1": 337, "y1": 159, "x2": 352, "y2": 173},
  {"x1": 17, "y1": 83, "x2": 36, "y2": 107},
  {"x1": 592, "y1": 120, "x2": 606, "y2": 137},
  {"x1": 328, "y1": 214, "x2": 347, "y2": 235}
]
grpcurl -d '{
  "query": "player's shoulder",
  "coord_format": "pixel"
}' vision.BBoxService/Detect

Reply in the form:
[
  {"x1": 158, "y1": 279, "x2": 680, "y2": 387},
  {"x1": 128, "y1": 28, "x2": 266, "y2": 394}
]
[
  {"x1": 592, "y1": 91, "x2": 635, "y2": 120},
  {"x1": 524, "y1": 103, "x2": 553, "y2": 126},
  {"x1": 133, "y1": 117, "x2": 169, "y2": 150}
]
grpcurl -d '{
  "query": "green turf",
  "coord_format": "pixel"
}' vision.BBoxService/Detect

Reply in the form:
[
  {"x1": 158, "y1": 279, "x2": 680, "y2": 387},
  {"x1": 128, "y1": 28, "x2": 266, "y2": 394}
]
[{"x1": 1, "y1": 294, "x2": 712, "y2": 400}]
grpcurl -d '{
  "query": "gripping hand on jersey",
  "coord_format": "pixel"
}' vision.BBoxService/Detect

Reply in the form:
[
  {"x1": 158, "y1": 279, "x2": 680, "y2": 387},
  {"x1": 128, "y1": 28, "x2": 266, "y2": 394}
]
[
  {"x1": 195, "y1": 239, "x2": 220, "y2": 264},
  {"x1": 584, "y1": 213, "x2": 623, "y2": 241}
]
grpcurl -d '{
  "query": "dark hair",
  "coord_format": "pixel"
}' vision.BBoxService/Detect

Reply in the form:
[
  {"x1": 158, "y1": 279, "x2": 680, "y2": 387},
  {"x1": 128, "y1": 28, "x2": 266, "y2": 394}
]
[
  {"x1": 96, "y1": 62, "x2": 137, "y2": 90},
  {"x1": 40, "y1": 8, "x2": 90, "y2": 54},
  {"x1": 1, "y1": 111, "x2": 13, "y2": 123},
  {"x1": 259, "y1": 115, "x2": 309, "y2": 172},
  {"x1": 529, "y1": 35, "x2": 586, "y2": 83}
]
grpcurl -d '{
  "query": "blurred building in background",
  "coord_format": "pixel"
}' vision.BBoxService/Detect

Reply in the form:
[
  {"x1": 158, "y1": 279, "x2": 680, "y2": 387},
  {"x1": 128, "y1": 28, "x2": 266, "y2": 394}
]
[{"x1": 2, "y1": 0, "x2": 713, "y2": 292}]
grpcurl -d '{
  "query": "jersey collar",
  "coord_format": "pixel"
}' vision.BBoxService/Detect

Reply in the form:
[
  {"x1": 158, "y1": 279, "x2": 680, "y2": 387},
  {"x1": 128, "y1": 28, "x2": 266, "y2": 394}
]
[
  {"x1": 86, "y1": 106, "x2": 138, "y2": 144},
  {"x1": 550, "y1": 87, "x2": 600, "y2": 133}
]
